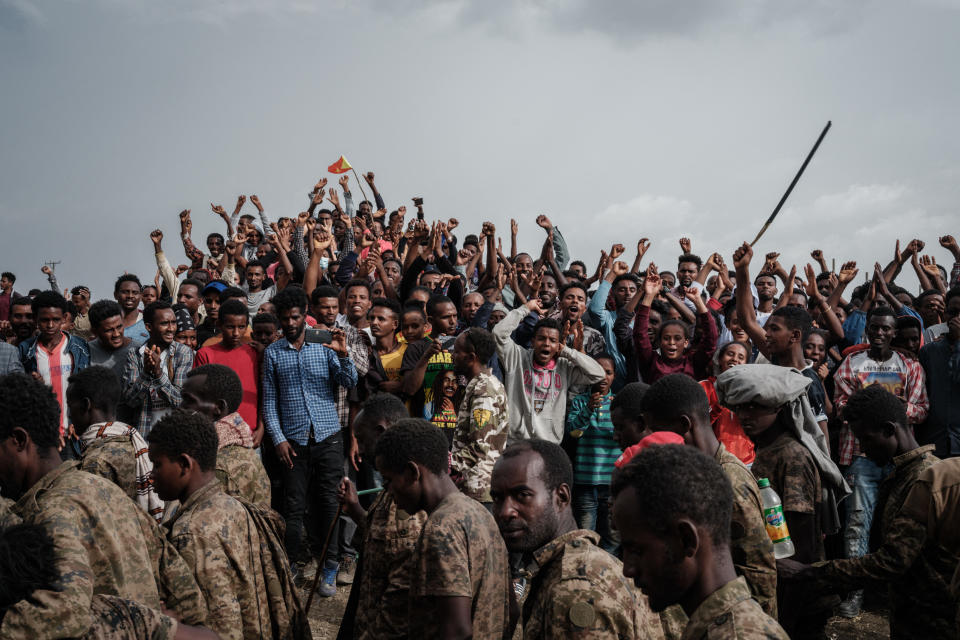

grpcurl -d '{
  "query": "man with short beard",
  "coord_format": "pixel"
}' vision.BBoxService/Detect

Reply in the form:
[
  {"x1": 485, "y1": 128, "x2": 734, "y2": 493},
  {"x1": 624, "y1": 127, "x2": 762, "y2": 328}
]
[
  {"x1": 491, "y1": 440, "x2": 664, "y2": 639},
  {"x1": 754, "y1": 273, "x2": 778, "y2": 325},
  {"x1": 6, "y1": 296, "x2": 36, "y2": 346},
  {"x1": 262, "y1": 287, "x2": 357, "y2": 596}
]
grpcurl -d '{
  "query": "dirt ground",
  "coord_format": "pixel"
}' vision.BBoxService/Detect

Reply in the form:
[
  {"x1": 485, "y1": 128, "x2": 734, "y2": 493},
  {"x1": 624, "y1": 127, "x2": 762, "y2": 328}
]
[
  {"x1": 306, "y1": 586, "x2": 349, "y2": 640},
  {"x1": 304, "y1": 583, "x2": 890, "y2": 640}
]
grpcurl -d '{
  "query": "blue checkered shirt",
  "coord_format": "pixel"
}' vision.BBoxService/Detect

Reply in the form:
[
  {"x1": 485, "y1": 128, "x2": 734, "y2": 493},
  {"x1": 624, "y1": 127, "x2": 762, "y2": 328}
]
[{"x1": 262, "y1": 338, "x2": 358, "y2": 446}]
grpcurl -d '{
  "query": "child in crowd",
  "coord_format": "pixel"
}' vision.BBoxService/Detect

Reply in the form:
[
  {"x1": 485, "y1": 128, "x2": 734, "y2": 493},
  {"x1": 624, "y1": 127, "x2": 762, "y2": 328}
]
[
  {"x1": 565, "y1": 353, "x2": 619, "y2": 552},
  {"x1": 630, "y1": 265, "x2": 718, "y2": 382},
  {"x1": 700, "y1": 340, "x2": 755, "y2": 465}
]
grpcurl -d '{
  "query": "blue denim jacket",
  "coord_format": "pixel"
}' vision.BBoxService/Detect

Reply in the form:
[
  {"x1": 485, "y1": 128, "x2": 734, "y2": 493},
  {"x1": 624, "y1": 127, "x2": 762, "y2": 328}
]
[{"x1": 18, "y1": 333, "x2": 91, "y2": 375}]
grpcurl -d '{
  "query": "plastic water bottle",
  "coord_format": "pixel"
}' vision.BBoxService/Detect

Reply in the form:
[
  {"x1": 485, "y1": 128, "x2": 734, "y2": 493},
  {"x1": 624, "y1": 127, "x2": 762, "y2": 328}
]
[{"x1": 758, "y1": 477, "x2": 795, "y2": 559}]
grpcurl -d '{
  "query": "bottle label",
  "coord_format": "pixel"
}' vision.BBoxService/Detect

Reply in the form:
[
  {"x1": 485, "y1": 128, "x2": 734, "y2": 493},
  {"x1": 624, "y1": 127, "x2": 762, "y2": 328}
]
[{"x1": 763, "y1": 505, "x2": 791, "y2": 544}]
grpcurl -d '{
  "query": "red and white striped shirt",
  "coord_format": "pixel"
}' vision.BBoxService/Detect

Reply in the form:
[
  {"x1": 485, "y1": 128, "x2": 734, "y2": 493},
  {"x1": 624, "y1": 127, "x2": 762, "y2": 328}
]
[{"x1": 35, "y1": 332, "x2": 73, "y2": 435}]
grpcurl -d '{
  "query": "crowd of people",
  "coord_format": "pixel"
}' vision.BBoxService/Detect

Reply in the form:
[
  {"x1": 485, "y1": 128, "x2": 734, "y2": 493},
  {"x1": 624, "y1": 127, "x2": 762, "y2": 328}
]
[{"x1": 0, "y1": 169, "x2": 959, "y2": 639}]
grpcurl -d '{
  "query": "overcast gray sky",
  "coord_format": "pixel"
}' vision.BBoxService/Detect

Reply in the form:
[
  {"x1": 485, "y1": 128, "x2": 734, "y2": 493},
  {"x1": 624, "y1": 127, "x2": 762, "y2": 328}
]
[{"x1": 2, "y1": 0, "x2": 958, "y2": 297}]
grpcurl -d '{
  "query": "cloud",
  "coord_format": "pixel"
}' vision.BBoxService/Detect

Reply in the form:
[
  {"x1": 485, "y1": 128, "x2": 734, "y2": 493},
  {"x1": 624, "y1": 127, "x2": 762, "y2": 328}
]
[
  {"x1": 366, "y1": 0, "x2": 881, "y2": 42},
  {"x1": 13, "y1": 0, "x2": 884, "y2": 40},
  {"x1": 0, "y1": 0, "x2": 45, "y2": 31}
]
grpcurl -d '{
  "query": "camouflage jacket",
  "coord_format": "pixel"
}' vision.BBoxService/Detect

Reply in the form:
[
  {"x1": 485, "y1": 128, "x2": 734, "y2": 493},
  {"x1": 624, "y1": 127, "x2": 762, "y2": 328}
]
[
  {"x1": 354, "y1": 490, "x2": 428, "y2": 640},
  {"x1": 165, "y1": 479, "x2": 272, "y2": 640},
  {"x1": 520, "y1": 528, "x2": 665, "y2": 639},
  {"x1": 715, "y1": 444, "x2": 778, "y2": 619},
  {"x1": 450, "y1": 371, "x2": 510, "y2": 503},
  {"x1": 216, "y1": 443, "x2": 272, "y2": 508},
  {"x1": 814, "y1": 445, "x2": 958, "y2": 638},
  {"x1": 408, "y1": 492, "x2": 511, "y2": 640},
  {"x1": 680, "y1": 577, "x2": 788, "y2": 640},
  {"x1": 0, "y1": 495, "x2": 20, "y2": 528},
  {"x1": 86, "y1": 594, "x2": 177, "y2": 639},
  {"x1": 0, "y1": 462, "x2": 206, "y2": 638},
  {"x1": 79, "y1": 435, "x2": 140, "y2": 500}
]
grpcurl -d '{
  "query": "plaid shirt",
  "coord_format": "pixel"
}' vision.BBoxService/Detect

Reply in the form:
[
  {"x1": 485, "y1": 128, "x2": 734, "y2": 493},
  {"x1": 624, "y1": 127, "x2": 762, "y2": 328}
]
[
  {"x1": 261, "y1": 336, "x2": 358, "y2": 446},
  {"x1": 121, "y1": 341, "x2": 195, "y2": 436},
  {"x1": 834, "y1": 348, "x2": 929, "y2": 465},
  {"x1": 332, "y1": 322, "x2": 372, "y2": 429}
]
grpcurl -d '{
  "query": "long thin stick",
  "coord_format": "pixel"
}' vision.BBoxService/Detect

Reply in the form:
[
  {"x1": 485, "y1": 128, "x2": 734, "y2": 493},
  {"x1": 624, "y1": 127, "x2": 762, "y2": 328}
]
[
  {"x1": 350, "y1": 168, "x2": 370, "y2": 206},
  {"x1": 750, "y1": 121, "x2": 832, "y2": 247},
  {"x1": 304, "y1": 503, "x2": 344, "y2": 612}
]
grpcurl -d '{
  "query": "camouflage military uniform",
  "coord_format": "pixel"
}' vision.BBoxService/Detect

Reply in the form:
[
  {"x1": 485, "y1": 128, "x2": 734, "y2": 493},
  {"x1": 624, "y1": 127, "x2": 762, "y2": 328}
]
[
  {"x1": 680, "y1": 576, "x2": 788, "y2": 640},
  {"x1": 86, "y1": 595, "x2": 177, "y2": 639},
  {"x1": 450, "y1": 371, "x2": 510, "y2": 503},
  {"x1": 519, "y1": 528, "x2": 665, "y2": 639},
  {"x1": 408, "y1": 491, "x2": 511, "y2": 640},
  {"x1": 750, "y1": 432, "x2": 824, "y2": 560},
  {"x1": 165, "y1": 479, "x2": 272, "y2": 640},
  {"x1": 80, "y1": 435, "x2": 141, "y2": 498},
  {"x1": 715, "y1": 443, "x2": 778, "y2": 619},
  {"x1": 0, "y1": 495, "x2": 20, "y2": 528},
  {"x1": 750, "y1": 432, "x2": 829, "y2": 638},
  {"x1": 354, "y1": 490, "x2": 428, "y2": 639},
  {"x1": 0, "y1": 461, "x2": 206, "y2": 638},
  {"x1": 813, "y1": 445, "x2": 959, "y2": 638},
  {"x1": 216, "y1": 443, "x2": 271, "y2": 508}
]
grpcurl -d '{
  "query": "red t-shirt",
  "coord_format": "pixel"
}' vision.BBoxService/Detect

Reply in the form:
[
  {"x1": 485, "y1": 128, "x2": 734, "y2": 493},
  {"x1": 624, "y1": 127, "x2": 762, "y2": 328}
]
[{"x1": 193, "y1": 343, "x2": 260, "y2": 432}]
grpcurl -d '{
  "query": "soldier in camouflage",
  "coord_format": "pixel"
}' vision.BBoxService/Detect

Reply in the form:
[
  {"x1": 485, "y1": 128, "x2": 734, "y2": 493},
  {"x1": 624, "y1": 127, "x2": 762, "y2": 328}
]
[
  {"x1": 0, "y1": 522, "x2": 220, "y2": 640},
  {"x1": 0, "y1": 373, "x2": 206, "y2": 638},
  {"x1": 450, "y1": 328, "x2": 510, "y2": 505},
  {"x1": 375, "y1": 419, "x2": 511, "y2": 640},
  {"x1": 68, "y1": 365, "x2": 165, "y2": 521},
  {"x1": 638, "y1": 374, "x2": 778, "y2": 619},
  {"x1": 180, "y1": 364, "x2": 271, "y2": 507},
  {"x1": 612, "y1": 445, "x2": 788, "y2": 640},
  {"x1": 779, "y1": 386, "x2": 958, "y2": 638},
  {"x1": 491, "y1": 439, "x2": 665, "y2": 639},
  {"x1": 337, "y1": 393, "x2": 427, "y2": 640},
  {"x1": 148, "y1": 408, "x2": 280, "y2": 640}
]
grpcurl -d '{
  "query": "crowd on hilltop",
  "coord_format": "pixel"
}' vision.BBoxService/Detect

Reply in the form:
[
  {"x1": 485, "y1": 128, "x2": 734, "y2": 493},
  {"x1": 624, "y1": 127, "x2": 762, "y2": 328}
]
[{"x1": 1, "y1": 168, "x2": 959, "y2": 639}]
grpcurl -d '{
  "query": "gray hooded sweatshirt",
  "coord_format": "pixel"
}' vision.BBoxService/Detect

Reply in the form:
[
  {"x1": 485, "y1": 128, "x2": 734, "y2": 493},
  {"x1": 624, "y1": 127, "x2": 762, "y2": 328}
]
[{"x1": 494, "y1": 306, "x2": 606, "y2": 444}]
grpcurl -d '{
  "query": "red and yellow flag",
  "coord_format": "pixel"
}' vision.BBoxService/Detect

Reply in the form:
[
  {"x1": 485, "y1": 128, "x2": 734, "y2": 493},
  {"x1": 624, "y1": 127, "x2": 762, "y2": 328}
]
[{"x1": 328, "y1": 155, "x2": 352, "y2": 174}]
